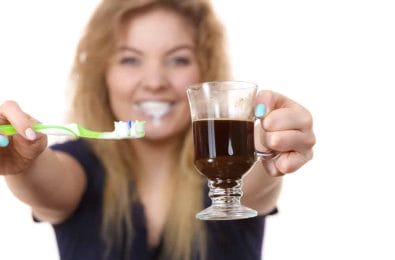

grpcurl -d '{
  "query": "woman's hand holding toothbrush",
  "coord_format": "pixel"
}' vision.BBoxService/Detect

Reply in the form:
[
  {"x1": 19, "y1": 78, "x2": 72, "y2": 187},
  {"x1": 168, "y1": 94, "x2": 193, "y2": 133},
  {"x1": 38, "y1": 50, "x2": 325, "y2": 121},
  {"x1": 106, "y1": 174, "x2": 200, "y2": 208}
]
[
  {"x1": 0, "y1": 100, "x2": 145, "y2": 176},
  {"x1": 0, "y1": 100, "x2": 47, "y2": 176}
]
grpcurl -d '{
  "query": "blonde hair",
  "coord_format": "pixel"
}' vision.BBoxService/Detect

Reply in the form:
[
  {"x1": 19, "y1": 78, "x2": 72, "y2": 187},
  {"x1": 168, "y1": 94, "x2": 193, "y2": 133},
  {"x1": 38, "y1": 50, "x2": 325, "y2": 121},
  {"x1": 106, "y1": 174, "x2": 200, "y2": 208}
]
[{"x1": 68, "y1": 0, "x2": 229, "y2": 259}]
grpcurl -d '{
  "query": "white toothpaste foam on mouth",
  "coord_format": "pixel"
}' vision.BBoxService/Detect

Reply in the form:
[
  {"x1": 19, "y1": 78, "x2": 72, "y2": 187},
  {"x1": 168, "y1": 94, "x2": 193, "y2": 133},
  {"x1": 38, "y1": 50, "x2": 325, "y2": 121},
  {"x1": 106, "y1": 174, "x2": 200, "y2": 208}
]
[{"x1": 134, "y1": 101, "x2": 172, "y2": 126}]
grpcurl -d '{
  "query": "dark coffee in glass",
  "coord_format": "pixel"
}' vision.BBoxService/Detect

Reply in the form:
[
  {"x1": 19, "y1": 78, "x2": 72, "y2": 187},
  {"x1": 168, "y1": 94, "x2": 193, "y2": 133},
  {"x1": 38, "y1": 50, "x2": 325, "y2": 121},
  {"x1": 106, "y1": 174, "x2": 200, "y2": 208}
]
[{"x1": 193, "y1": 119, "x2": 255, "y2": 189}]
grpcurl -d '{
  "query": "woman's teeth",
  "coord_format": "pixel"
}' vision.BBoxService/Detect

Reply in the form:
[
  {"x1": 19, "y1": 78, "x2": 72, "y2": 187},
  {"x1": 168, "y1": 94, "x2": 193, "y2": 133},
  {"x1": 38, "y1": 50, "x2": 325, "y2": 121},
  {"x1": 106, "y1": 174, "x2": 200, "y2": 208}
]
[{"x1": 134, "y1": 101, "x2": 173, "y2": 126}]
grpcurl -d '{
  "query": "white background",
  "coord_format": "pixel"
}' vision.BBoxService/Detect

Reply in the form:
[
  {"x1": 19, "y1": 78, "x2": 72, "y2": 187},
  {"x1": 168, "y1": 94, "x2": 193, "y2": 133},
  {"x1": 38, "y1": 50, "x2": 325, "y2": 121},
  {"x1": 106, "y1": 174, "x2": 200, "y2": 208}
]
[{"x1": 1, "y1": 1, "x2": 395, "y2": 259}]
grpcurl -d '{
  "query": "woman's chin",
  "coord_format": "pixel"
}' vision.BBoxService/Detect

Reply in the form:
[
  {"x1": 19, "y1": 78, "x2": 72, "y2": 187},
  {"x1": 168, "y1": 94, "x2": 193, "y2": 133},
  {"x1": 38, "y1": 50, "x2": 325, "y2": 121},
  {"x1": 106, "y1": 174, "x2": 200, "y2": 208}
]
[{"x1": 141, "y1": 120, "x2": 171, "y2": 139}]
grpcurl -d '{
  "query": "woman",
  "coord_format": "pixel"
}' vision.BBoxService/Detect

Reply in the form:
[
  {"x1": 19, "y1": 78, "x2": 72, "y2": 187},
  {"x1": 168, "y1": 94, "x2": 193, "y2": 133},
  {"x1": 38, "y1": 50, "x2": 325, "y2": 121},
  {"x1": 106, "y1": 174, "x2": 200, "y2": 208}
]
[{"x1": 0, "y1": 0, "x2": 315, "y2": 259}]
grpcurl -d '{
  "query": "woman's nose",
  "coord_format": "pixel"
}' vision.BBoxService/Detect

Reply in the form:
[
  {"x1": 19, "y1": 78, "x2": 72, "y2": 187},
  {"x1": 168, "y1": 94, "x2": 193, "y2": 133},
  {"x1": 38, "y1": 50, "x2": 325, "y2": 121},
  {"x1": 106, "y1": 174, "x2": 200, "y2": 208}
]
[{"x1": 142, "y1": 63, "x2": 168, "y2": 91}]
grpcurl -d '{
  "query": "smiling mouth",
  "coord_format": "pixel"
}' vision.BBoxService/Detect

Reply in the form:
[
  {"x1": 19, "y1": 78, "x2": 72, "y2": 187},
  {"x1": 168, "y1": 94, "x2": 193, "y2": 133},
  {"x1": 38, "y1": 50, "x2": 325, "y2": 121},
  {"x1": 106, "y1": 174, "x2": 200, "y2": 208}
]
[{"x1": 133, "y1": 101, "x2": 174, "y2": 125}]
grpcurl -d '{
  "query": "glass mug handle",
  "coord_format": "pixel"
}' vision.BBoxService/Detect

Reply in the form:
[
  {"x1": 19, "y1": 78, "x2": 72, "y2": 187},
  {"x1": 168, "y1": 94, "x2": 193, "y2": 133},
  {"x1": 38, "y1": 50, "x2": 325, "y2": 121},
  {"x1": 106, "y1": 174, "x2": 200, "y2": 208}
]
[
  {"x1": 256, "y1": 149, "x2": 280, "y2": 160},
  {"x1": 254, "y1": 104, "x2": 280, "y2": 161}
]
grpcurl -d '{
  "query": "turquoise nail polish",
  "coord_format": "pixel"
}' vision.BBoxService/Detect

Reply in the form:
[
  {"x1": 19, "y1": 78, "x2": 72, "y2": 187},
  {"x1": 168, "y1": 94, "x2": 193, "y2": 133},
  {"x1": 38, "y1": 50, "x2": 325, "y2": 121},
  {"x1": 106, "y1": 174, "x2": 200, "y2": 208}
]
[
  {"x1": 0, "y1": 135, "x2": 9, "y2": 147},
  {"x1": 255, "y1": 104, "x2": 266, "y2": 118}
]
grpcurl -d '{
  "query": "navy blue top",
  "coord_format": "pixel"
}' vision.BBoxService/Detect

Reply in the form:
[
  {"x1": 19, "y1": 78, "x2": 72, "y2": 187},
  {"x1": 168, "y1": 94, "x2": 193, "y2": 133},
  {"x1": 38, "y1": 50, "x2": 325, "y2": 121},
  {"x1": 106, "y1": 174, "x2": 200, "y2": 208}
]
[{"x1": 49, "y1": 139, "x2": 272, "y2": 260}]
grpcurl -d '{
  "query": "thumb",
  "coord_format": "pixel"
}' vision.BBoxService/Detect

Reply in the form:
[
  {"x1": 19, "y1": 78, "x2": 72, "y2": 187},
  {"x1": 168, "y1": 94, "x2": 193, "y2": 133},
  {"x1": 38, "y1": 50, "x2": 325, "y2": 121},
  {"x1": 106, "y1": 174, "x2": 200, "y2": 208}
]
[
  {"x1": 255, "y1": 90, "x2": 278, "y2": 115},
  {"x1": 255, "y1": 90, "x2": 296, "y2": 114}
]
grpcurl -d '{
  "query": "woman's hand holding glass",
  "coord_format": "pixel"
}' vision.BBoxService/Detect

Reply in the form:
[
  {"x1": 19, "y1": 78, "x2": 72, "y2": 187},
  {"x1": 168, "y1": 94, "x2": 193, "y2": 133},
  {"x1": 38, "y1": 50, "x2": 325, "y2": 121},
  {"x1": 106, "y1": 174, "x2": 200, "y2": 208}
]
[{"x1": 255, "y1": 90, "x2": 315, "y2": 177}]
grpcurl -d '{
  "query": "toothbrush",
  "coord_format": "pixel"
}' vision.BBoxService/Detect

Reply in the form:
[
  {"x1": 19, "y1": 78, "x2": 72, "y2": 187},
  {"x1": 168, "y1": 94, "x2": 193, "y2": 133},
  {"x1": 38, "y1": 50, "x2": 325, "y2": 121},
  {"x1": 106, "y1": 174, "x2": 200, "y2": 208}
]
[{"x1": 0, "y1": 120, "x2": 145, "y2": 140}]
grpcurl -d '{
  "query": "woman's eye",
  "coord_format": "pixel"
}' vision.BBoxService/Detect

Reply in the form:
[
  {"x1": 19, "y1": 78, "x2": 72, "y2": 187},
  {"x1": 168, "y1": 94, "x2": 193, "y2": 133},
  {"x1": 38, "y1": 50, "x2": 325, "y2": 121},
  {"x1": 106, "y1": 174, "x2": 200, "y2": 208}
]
[
  {"x1": 168, "y1": 57, "x2": 190, "y2": 66},
  {"x1": 119, "y1": 57, "x2": 141, "y2": 66}
]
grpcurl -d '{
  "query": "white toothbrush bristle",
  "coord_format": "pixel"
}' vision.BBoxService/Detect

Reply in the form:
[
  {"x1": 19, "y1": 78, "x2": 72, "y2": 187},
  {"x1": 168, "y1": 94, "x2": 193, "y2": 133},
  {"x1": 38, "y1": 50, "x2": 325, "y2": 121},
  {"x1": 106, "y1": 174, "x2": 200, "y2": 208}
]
[
  {"x1": 113, "y1": 120, "x2": 145, "y2": 138},
  {"x1": 114, "y1": 121, "x2": 130, "y2": 137}
]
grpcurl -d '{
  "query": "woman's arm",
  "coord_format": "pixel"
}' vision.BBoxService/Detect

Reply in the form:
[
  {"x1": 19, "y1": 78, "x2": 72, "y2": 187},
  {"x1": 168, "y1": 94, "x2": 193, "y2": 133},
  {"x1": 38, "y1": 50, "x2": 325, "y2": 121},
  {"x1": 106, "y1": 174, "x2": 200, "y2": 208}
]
[
  {"x1": 0, "y1": 100, "x2": 86, "y2": 224},
  {"x1": 4, "y1": 149, "x2": 86, "y2": 224},
  {"x1": 242, "y1": 163, "x2": 282, "y2": 215}
]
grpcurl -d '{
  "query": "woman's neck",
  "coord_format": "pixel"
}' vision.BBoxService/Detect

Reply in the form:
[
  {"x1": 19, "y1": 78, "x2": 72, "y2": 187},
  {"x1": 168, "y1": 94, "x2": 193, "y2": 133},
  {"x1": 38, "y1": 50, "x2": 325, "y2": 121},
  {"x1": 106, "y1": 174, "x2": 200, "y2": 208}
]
[{"x1": 131, "y1": 137, "x2": 183, "y2": 179}]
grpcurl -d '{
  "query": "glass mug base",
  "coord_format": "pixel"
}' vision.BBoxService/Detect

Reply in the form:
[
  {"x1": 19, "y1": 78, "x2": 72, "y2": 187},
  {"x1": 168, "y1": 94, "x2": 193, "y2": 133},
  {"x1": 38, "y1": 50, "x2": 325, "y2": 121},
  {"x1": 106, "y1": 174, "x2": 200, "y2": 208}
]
[{"x1": 196, "y1": 204, "x2": 257, "y2": 221}]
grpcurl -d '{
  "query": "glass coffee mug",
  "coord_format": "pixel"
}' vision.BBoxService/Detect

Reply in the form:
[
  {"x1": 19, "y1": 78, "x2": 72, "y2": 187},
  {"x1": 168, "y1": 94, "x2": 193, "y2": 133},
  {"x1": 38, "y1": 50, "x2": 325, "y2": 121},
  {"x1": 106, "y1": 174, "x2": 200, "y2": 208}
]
[{"x1": 187, "y1": 81, "x2": 276, "y2": 220}]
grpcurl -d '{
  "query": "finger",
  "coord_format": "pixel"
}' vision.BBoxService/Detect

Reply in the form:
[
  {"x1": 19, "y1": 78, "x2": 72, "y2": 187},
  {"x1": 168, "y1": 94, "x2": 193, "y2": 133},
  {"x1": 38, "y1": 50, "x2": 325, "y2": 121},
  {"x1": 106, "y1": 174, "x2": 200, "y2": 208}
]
[
  {"x1": 259, "y1": 129, "x2": 316, "y2": 153},
  {"x1": 0, "y1": 100, "x2": 38, "y2": 141},
  {"x1": 255, "y1": 90, "x2": 300, "y2": 113},
  {"x1": 264, "y1": 150, "x2": 313, "y2": 176},
  {"x1": 262, "y1": 107, "x2": 313, "y2": 132},
  {"x1": 276, "y1": 150, "x2": 314, "y2": 174}
]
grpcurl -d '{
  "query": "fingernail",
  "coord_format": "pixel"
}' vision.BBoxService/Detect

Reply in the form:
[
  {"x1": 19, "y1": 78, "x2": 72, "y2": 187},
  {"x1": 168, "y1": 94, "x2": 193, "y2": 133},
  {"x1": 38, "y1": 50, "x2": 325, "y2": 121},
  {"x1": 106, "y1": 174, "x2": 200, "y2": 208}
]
[
  {"x1": 25, "y1": 128, "x2": 37, "y2": 141},
  {"x1": 255, "y1": 104, "x2": 267, "y2": 118},
  {"x1": 0, "y1": 135, "x2": 9, "y2": 147}
]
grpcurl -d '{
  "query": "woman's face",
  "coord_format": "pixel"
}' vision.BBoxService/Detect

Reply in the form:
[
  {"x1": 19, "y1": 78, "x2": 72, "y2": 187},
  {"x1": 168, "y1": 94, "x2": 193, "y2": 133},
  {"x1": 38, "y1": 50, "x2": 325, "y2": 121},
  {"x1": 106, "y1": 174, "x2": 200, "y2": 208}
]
[{"x1": 106, "y1": 8, "x2": 200, "y2": 141}]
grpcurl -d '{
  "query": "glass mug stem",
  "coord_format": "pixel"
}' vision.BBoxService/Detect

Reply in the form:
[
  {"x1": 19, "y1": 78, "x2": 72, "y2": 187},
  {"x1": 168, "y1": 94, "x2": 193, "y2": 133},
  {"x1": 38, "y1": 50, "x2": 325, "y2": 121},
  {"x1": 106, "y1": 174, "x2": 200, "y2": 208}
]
[
  {"x1": 208, "y1": 179, "x2": 242, "y2": 206},
  {"x1": 197, "y1": 179, "x2": 257, "y2": 220}
]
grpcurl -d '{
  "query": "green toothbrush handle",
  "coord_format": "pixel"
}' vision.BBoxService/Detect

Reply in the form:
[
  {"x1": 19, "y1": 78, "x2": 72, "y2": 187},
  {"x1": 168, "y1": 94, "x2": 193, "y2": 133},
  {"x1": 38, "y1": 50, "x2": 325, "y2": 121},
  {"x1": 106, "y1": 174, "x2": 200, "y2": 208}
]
[
  {"x1": 1, "y1": 121, "x2": 145, "y2": 139},
  {"x1": 0, "y1": 124, "x2": 17, "y2": 135},
  {"x1": 0, "y1": 124, "x2": 78, "y2": 137}
]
